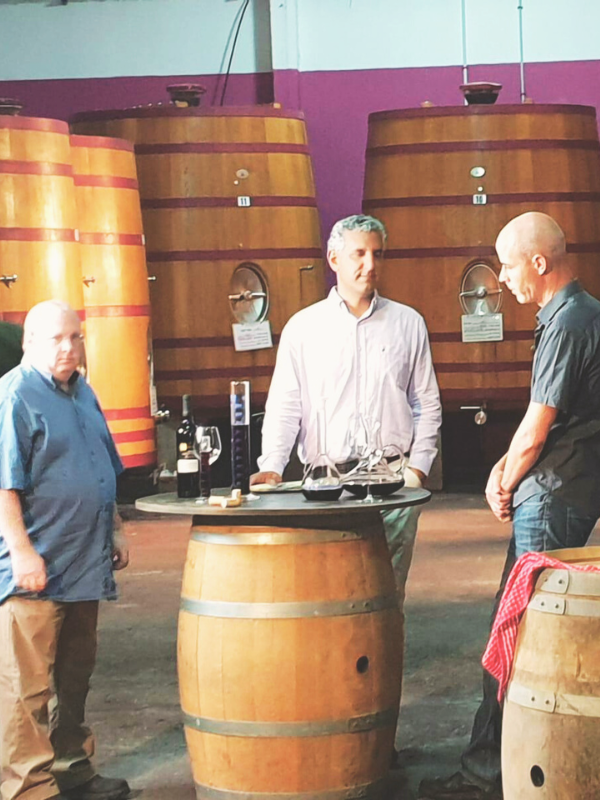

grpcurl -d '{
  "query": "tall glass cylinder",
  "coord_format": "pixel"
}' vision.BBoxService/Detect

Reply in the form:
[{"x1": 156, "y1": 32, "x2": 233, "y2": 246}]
[{"x1": 230, "y1": 381, "x2": 251, "y2": 495}]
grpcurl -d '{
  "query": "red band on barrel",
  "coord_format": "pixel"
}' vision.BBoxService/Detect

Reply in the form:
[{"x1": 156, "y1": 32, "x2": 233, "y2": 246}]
[
  {"x1": 155, "y1": 365, "x2": 273, "y2": 380},
  {"x1": 429, "y1": 330, "x2": 534, "y2": 343},
  {"x1": 141, "y1": 195, "x2": 316, "y2": 209},
  {"x1": 369, "y1": 104, "x2": 598, "y2": 122},
  {"x1": 0, "y1": 227, "x2": 77, "y2": 242},
  {"x1": 85, "y1": 305, "x2": 151, "y2": 317},
  {"x1": 120, "y1": 451, "x2": 157, "y2": 468},
  {"x1": 2, "y1": 309, "x2": 85, "y2": 324},
  {"x1": 73, "y1": 175, "x2": 139, "y2": 190},
  {"x1": 112, "y1": 429, "x2": 155, "y2": 444},
  {"x1": 366, "y1": 139, "x2": 600, "y2": 156},
  {"x1": 152, "y1": 333, "x2": 281, "y2": 349},
  {"x1": 435, "y1": 362, "x2": 531, "y2": 373},
  {"x1": 146, "y1": 247, "x2": 322, "y2": 262},
  {"x1": 103, "y1": 406, "x2": 152, "y2": 420},
  {"x1": 0, "y1": 116, "x2": 70, "y2": 133},
  {"x1": 78, "y1": 232, "x2": 144, "y2": 246},
  {"x1": 135, "y1": 142, "x2": 310, "y2": 155},
  {"x1": 72, "y1": 106, "x2": 306, "y2": 122},
  {"x1": 0, "y1": 160, "x2": 73, "y2": 176},
  {"x1": 365, "y1": 192, "x2": 600, "y2": 208},
  {"x1": 70, "y1": 134, "x2": 134, "y2": 152}
]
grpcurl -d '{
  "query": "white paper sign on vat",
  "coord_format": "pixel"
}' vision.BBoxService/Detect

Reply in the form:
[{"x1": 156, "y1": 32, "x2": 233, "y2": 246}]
[
  {"x1": 232, "y1": 321, "x2": 274, "y2": 352},
  {"x1": 461, "y1": 314, "x2": 504, "y2": 343}
]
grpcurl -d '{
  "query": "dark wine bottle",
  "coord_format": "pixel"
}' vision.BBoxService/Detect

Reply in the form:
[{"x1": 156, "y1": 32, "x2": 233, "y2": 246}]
[{"x1": 176, "y1": 394, "x2": 199, "y2": 498}]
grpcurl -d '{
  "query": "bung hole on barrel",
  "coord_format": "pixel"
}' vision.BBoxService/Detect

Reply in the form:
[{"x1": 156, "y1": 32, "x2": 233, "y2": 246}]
[
  {"x1": 356, "y1": 656, "x2": 370, "y2": 674},
  {"x1": 530, "y1": 766, "x2": 545, "y2": 787}
]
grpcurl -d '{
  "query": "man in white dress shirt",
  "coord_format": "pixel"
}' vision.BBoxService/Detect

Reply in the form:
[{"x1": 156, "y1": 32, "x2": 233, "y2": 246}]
[{"x1": 251, "y1": 214, "x2": 441, "y2": 615}]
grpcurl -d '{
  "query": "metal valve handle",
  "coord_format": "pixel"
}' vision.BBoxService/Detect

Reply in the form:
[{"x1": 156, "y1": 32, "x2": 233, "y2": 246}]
[
  {"x1": 459, "y1": 287, "x2": 502, "y2": 298},
  {"x1": 0, "y1": 274, "x2": 17, "y2": 286},
  {"x1": 228, "y1": 290, "x2": 267, "y2": 302}
]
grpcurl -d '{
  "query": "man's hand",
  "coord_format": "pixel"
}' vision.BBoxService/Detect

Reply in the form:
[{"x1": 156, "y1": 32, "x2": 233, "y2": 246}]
[
  {"x1": 11, "y1": 545, "x2": 47, "y2": 593},
  {"x1": 250, "y1": 471, "x2": 282, "y2": 487},
  {"x1": 407, "y1": 467, "x2": 426, "y2": 486},
  {"x1": 485, "y1": 459, "x2": 513, "y2": 523},
  {"x1": 111, "y1": 534, "x2": 130, "y2": 571},
  {"x1": 111, "y1": 507, "x2": 130, "y2": 571}
]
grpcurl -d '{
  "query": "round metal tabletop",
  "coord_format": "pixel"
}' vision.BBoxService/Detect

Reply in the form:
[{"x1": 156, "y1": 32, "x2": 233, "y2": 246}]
[{"x1": 135, "y1": 488, "x2": 431, "y2": 518}]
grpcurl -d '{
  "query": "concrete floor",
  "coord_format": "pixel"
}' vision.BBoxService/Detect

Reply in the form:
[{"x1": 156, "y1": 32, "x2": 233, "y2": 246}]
[{"x1": 87, "y1": 493, "x2": 599, "y2": 799}]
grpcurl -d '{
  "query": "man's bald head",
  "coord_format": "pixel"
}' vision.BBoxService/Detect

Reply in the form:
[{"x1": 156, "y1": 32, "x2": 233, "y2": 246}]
[
  {"x1": 496, "y1": 212, "x2": 566, "y2": 268},
  {"x1": 496, "y1": 213, "x2": 573, "y2": 307},
  {"x1": 23, "y1": 300, "x2": 83, "y2": 383},
  {"x1": 23, "y1": 300, "x2": 79, "y2": 347}
]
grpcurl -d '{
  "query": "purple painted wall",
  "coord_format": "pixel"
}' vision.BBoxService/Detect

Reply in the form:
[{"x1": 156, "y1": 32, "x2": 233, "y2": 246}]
[
  {"x1": 3, "y1": 59, "x2": 600, "y2": 252},
  {"x1": 0, "y1": 73, "x2": 274, "y2": 121}
]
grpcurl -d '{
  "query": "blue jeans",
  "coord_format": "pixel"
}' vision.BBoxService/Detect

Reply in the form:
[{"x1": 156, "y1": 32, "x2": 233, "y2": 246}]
[
  {"x1": 513, "y1": 493, "x2": 597, "y2": 556},
  {"x1": 461, "y1": 493, "x2": 597, "y2": 785}
]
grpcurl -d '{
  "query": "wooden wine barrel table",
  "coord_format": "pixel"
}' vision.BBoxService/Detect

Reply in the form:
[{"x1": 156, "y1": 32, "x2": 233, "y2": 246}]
[
  {"x1": 136, "y1": 489, "x2": 431, "y2": 800},
  {"x1": 502, "y1": 546, "x2": 600, "y2": 799}
]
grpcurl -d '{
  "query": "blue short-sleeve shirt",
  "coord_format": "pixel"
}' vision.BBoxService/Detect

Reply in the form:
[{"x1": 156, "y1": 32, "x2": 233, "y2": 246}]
[{"x1": 0, "y1": 364, "x2": 124, "y2": 604}]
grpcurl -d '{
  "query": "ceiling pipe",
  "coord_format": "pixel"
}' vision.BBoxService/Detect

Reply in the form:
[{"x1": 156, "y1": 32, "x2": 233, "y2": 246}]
[{"x1": 518, "y1": 1, "x2": 527, "y2": 102}]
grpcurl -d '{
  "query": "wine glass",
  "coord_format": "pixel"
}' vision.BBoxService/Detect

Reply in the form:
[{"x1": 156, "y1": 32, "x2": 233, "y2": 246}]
[
  {"x1": 193, "y1": 426, "x2": 222, "y2": 504},
  {"x1": 195, "y1": 426, "x2": 222, "y2": 465}
]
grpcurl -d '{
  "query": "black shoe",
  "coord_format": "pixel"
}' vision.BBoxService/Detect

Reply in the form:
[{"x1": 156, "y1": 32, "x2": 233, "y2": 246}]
[
  {"x1": 418, "y1": 771, "x2": 501, "y2": 799},
  {"x1": 461, "y1": 747, "x2": 501, "y2": 786},
  {"x1": 62, "y1": 775, "x2": 130, "y2": 800}
]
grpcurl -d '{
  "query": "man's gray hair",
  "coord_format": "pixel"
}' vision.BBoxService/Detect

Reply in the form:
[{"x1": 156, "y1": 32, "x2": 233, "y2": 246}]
[{"x1": 327, "y1": 215, "x2": 387, "y2": 253}]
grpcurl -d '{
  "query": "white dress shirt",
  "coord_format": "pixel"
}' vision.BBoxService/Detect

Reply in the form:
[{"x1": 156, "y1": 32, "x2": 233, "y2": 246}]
[{"x1": 258, "y1": 288, "x2": 441, "y2": 477}]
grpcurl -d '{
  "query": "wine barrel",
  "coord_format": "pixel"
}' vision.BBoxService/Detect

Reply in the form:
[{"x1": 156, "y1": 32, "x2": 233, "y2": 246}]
[
  {"x1": 0, "y1": 115, "x2": 82, "y2": 322},
  {"x1": 178, "y1": 518, "x2": 403, "y2": 799},
  {"x1": 71, "y1": 101, "x2": 326, "y2": 412},
  {"x1": 502, "y1": 546, "x2": 600, "y2": 799},
  {"x1": 363, "y1": 103, "x2": 600, "y2": 410},
  {"x1": 70, "y1": 134, "x2": 155, "y2": 469}
]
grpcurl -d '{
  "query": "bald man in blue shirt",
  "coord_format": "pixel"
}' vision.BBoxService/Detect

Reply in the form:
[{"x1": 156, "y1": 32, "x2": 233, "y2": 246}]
[{"x1": 0, "y1": 301, "x2": 130, "y2": 800}]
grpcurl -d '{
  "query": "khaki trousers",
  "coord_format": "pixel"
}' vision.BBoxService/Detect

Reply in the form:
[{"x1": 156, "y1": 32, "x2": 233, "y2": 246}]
[
  {"x1": 381, "y1": 466, "x2": 424, "y2": 614},
  {"x1": 0, "y1": 598, "x2": 98, "y2": 800}
]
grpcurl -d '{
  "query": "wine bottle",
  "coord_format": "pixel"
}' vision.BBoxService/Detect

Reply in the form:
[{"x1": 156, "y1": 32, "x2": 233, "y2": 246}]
[{"x1": 177, "y1": 394, "x2": 199, "y2": 498}]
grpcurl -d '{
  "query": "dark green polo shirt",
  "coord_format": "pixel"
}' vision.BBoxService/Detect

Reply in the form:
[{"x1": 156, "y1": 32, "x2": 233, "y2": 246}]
[
  {"x1": 0, "y1": 322, "x2": 23, "y2": 378},
  {"x1": 513, "y1": 280, "x2": 600, "y2": 516}
]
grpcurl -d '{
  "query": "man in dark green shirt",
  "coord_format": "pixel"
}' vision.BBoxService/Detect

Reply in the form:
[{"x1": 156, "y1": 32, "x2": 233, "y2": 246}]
[{"x1": 0, "y1": 322, "x2": 23, "y2": 378}]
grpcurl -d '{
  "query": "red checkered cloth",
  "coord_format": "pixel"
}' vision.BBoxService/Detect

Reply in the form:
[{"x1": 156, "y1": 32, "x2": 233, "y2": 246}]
[{"x1": 482, "y1": 551, "x2": 600, "y2": 702}]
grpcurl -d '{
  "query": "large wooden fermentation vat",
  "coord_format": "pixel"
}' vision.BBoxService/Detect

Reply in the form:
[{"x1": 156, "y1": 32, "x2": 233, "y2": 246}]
[
  {"x1": 364, "y1": 103, "x2": 600, "y2": 484},
  {"x1": 0, "y1": 115, "x2": 83, "y2": 322},
  {"x1": 178, "y1": 516, "x2": 403, "y2": 799},
  {"x1": 502, "y1": 546, "x2": 600, "y2": 799},
  {"x1": 71, "y1": 99, "x2": 325, "y2": 413},
  {"x1": 70, "y1": 134, "x2": 155, "y2": 469},
  {"x1": 364, "y1": 103, "x2": 600, "y2": 408}
]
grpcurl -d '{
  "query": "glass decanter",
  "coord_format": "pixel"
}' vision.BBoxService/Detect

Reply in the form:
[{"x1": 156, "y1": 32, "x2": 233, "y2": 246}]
[
  {"x1": 301, "y1": 401, "x2": 343, "y2": 501},
  {"x1": 343, "y1": 415, "x2": 405, "y2": 502}
]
